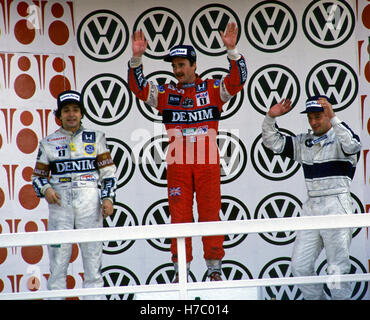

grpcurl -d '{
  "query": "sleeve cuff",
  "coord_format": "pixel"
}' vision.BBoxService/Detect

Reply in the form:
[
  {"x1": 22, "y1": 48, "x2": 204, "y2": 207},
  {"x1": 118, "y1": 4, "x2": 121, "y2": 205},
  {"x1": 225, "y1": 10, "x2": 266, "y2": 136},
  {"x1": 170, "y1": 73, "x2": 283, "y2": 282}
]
[
  {"x1": 129, "y1": 56, "x2": 142, "y2": 68},
  {"x1": 265, "y1": 113, "x2": 276, "y2": 123},
  {"x1": 41, "y1": 184, "x2": 52, "y2": 196},
  {"x1": 227, "y1": 48, "x2": 241, "y2": 60}
]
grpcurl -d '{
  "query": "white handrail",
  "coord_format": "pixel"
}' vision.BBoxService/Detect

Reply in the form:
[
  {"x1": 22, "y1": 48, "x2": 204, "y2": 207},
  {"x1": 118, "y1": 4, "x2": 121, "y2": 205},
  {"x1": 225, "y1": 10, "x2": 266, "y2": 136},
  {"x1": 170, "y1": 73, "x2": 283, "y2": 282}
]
[
  {"x1": 1, "y1": 214, "x2": 369, "y2": 247},
  {"x1": 0, "y1": 273, "x2": 369, "y2": 300},
  {"x1": 0, "y1": 214, "x2": 369, "y2": 300}
]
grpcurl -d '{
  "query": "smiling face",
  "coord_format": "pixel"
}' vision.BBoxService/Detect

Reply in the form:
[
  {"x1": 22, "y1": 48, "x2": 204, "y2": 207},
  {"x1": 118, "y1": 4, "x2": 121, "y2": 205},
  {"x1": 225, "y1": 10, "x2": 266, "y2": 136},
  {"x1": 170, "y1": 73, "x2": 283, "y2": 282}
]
[
  {"x1": 171, "y1": 57, "x2": 197, "y2": 84},
  {"x1": 307, "y1": 111, "x2": 332, "y2": 136},
  {"x1": 59, "y1": 103, "x2": 82, "y2": 133}
]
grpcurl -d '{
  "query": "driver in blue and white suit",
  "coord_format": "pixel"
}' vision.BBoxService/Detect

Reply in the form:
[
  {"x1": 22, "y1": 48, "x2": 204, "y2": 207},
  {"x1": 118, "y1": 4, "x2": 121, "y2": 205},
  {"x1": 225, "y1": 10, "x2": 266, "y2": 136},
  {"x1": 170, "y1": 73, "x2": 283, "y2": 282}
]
[
  {"x1": 261, "y1": 95, "x2": 361, "y2": 300},
  {"x1": 32, "y1": 90, "x2": 117, "y2": 299}
]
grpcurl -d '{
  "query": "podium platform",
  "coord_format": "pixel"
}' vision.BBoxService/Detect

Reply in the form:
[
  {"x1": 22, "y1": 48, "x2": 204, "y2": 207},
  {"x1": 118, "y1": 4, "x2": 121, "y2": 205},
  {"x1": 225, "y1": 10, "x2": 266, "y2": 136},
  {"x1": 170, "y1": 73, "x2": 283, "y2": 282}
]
[{"x1": 135, "y1": 287, "x2": 261, "y2": 300}]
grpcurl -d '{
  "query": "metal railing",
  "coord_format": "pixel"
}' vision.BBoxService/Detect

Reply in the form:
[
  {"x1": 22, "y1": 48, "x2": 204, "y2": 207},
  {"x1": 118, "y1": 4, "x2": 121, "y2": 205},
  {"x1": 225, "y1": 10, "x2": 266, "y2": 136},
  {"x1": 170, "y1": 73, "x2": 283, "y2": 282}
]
[{"x1": 1, "y1": 213, "x2": 370, "y2": 300}]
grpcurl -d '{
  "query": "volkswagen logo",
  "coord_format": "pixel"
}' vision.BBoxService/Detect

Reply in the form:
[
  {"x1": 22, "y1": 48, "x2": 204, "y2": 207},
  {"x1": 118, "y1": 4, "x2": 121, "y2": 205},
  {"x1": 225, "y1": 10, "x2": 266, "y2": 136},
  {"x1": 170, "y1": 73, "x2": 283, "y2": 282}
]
[
  {"x1": 251, "y1": 131, "x2": 301, "y2": 181},
  {"x1": 248, "y1": 64, "x2": 300, "y2": 115},
  {"x1": 254, "y1": 192, "x2": 302, "y2": 245},
  {"x1": 142, "y1": 199, "x2": 171, "y2": 251},
  {"x1": 302, "y1": 0, "x2": 355, "y2": 48},
  {"x1": 189, "y1": 4, "x2": 241, "y2": 56},
  {"x1": 244, "y1": 0, "x2": 297, "y2": 52},
  {"x1": 81, "y1": 73, "x2": 132, "y2": 125},
  {"x1": 220, "y1": 196, "x2": 251, "y2": 248},
  {"x1": 259, "y1": 257, "x2": 303, "y2": 300},
  {"x1": 103, "y1": 202, "x2": 138, "y2": 254},
  {"x1": 77, "y1": 10, "x2": 129, "y2": 61},
  {"x1": 102, "y1": 265, "x2": 140, "y2": 300},
  {"x1": 218, "y1": 130, "x2": 248, "y2": 184},
  {"x1": 107, "y1": 138, "x2": 135, "y2": 188},
  {"x1": 305, "y1": 59, "x2": 358, "y2": 112},
  {"x1": 139, "y1": 135, "x2": 168, "y2": 187},
  {"x1": 133, "y1": 7, "x2": 185, "y2": 60},
  {"x1": 316, "y1": 256, "x2": 368, "y2": 300}
]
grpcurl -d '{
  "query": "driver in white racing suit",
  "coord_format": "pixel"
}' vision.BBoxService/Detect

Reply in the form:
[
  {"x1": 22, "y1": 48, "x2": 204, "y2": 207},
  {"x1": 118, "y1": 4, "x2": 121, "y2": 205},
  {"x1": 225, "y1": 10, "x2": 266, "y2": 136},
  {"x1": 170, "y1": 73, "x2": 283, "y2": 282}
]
[
  {"x1": 32, "y1": 90, "x2": 117, "y2": 299},
  {"x1": 262, "y1": 95, "x2": 361, "y2": 300}
]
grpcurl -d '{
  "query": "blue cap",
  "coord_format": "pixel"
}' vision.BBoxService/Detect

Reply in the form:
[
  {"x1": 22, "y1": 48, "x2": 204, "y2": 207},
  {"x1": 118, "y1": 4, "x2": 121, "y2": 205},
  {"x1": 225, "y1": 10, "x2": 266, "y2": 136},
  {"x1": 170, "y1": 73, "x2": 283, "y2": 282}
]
[
  {"x1": 164, "y1": 45, "x2": 197, "y2": 62},
  {"x1": 301, "y1": 95, "x2": 332, "y2": 113}
]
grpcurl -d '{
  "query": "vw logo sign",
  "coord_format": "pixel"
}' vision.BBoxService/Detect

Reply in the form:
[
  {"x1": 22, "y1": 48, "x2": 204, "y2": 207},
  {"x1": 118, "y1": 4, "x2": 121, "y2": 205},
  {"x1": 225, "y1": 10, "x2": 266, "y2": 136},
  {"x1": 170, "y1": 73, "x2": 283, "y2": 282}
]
[
  {"x1": 244, "y1": 0, "x2": 297, "y2": 52},
  {"x1": 102, "y1": 265, "x2": 140, "y2": 300},
  {"x1": 107, "y1": 138, "x2": 135, "y2": 188},
  {"x1": 103, "y1": 202, "x2": 138, "y2": 254},
  {"x1": 248, "y1": 64, "x2": 300, "y2": 115},
  {"x1": 305, "y1": 59, "x2": 358, "y2": 112},
  {"x1": 139, "y1": 135, "x2": 168, "y2": 187},
  {"x1": 259, "y1": 257, "x2": 303, "y2": 300},
  {"x1": 81, "y1": 73, "x2": 132, "y2": 126},
  {"x1": 142, "y1": 199, "x2": 171, "y2": 251},
  {"x1": 133, "y1": 7, "x2": 185, "y2": 60},
  {"x1": 220, "y1": 196, "x2": 251, "y2": 248},
  {"x1": 251, "y1": 131, "x2": 301, "y2": 181},
  {"x1": 302, "y1": 0, "x2": 355, "y2": 48},
  {"x1": 77, "y1": 10, "x2": 129, "y2": 61},
  {"x1": 218, "y1": 130, "x2": 248, "y2": 184},
  {"x1": 189, "y1": 4, "x2": 241, "y2": 56},
  {"x1": 316, "y1": 256, "x2": 368, "y2": 300},
  {"x1": 254, "y1": 192, "x2": 302, "y2": 245}
]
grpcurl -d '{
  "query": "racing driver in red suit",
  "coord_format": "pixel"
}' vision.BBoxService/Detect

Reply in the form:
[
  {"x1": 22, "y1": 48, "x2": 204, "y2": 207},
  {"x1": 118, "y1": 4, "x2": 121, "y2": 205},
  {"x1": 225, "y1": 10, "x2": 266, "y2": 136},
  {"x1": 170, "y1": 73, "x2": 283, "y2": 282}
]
[{"x1": 128, "y1": 22, "x2": 247, "y2": 281}]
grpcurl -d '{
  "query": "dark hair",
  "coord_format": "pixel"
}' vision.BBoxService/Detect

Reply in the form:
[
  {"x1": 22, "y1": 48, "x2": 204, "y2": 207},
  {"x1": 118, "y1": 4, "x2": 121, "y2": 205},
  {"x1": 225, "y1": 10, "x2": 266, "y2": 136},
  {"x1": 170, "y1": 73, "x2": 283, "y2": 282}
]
[{"x1": 54, "y1": 104, "x2": 84, "y2": 119}]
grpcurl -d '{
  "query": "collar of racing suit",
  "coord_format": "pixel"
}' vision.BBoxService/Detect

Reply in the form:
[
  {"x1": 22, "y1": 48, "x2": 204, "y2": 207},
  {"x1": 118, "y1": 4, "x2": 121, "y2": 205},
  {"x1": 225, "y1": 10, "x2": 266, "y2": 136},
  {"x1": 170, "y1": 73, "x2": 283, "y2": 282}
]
[
  {"x1": 58, "y1": 125, "x2": 84, "y2": 137},
  {"x1": 175, "y1": 74, "x2": 203, "y2": 89},
  {"x1": 309, "y1": 127, "x2": 334, "y2": 147}
]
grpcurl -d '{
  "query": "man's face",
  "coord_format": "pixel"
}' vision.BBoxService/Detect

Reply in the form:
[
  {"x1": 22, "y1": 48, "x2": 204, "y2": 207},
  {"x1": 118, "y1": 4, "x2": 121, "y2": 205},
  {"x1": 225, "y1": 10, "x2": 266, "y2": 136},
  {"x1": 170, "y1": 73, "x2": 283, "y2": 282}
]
[
  {"x1": 59, "y1": 103, "x2": 82, "y2": 132},
  {"x1": 171, "y1": 57, "x2": 196, "y2": 84},
  {"x1": 307, "y1": 111, "x2": 332, "y2": 136}
]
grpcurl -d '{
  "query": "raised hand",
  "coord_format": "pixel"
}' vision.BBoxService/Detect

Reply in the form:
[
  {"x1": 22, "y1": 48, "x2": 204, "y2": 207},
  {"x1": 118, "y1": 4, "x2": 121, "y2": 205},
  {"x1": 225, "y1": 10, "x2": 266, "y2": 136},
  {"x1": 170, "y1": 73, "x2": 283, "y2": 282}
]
[
  {"x1": 220, "y1": 22, "x2": 238, "y2": 50},
  {"x1": 132, "y1": 30, "x2": 148, "y2": 57},
  {"x1": 268, "y1": 99, "x2": 292, "y2": 118},
  {"x1": 318, "y1": 97, "x2": 335, "y2": 119}
]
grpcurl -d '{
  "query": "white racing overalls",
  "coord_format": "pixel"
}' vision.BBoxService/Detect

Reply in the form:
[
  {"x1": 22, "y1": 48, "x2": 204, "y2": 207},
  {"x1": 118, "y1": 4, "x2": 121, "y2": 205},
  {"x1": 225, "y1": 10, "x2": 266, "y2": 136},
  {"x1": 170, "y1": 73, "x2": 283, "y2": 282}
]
[
  {"x1": 32, "y1": 126, "x2": 117, "y2": 299},
  {"x1": 262, "y1": 115, "x2": 361, "y2": 300}
]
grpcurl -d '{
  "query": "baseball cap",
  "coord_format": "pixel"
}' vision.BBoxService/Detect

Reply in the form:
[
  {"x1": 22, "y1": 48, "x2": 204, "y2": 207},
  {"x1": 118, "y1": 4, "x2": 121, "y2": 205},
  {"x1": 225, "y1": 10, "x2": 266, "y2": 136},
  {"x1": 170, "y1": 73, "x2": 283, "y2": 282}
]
[
  {"x1": 55, "y1": 90, "x2": 85, "y2": 117},
  {"x1": 163, "y1": 45, "x2": 197, "y2": 62},
  {"x1": 301, "y1": 95, "x2": 331, "y2": 114}
]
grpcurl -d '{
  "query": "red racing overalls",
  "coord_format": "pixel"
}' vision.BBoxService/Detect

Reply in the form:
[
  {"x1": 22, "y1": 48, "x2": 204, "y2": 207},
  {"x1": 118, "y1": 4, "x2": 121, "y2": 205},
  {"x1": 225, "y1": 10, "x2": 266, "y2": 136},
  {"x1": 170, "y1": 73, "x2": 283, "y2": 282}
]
[{"x1": 128, "y1": 54, "x2": 247, "y2": 262}]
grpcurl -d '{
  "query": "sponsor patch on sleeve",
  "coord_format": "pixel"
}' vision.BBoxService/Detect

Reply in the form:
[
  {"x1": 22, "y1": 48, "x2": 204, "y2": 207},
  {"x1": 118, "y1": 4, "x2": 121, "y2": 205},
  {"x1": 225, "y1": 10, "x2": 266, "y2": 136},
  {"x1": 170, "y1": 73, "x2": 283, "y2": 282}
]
[{"x1": 97, "y1": 152, "x2": 114, "y2": 168}]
